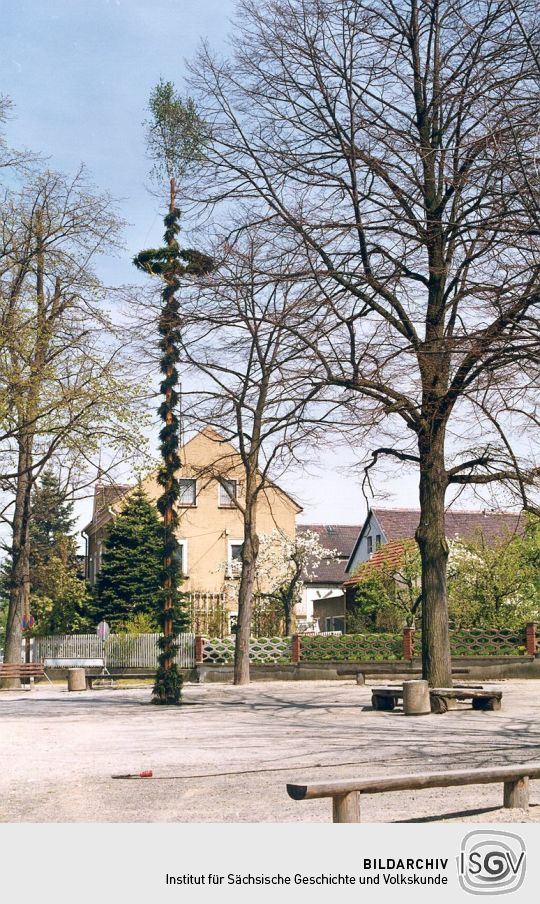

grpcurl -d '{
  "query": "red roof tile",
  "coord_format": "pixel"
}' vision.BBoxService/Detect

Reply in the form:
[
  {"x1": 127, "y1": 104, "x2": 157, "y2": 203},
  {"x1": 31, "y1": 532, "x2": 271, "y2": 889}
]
[{"x1": 344, "y1": 540, "x2": 414, "y2": 585}]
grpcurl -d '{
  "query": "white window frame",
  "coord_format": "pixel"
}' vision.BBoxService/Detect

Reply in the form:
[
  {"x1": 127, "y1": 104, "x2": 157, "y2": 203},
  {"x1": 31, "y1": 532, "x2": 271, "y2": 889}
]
[
  {"x1": 177, "y1": 539, "x2": 188, "y2": 577},
  {"x1": 227, "y1": 539, "x2": 243, "y2": 577},
  {"x1": 366, "y1": 535, "x2": 373, "y2": 555},
  {"x1": 218, "y1": 478, "x2": 237, "y2": 507},
  {"x1": 178, "y1": 478, "x2": 197, "y2": 507}
]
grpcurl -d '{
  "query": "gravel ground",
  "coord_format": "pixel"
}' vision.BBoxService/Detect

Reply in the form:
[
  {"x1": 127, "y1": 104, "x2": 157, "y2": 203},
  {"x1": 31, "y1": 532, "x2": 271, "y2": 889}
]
[{"x1": 1, "y1": 679, "x2": 540, "y2": 823}]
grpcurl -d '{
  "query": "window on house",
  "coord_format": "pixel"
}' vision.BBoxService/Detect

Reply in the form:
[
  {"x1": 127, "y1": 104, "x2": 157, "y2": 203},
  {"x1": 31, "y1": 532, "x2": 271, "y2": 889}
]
[
  {"x1": 366, "y1": 536, "x2": 373, "y2": 555},
  {"x1": 228, "y1": 540, "x2": 243, "y2": 576},
  {"x1": 174, "y1": 540, "x2": 188, "y2": 576},
  {"x1": 219, "y1": 478, "x2": 237, "y2": 507},
  {"x1": 230, "y1": 542, "x2": 243, "y2": 561},
  {"x1": 375, "y1": 534, "x2": 382, "y2": 549},
  {"x1": 179, "y1": 478, "x2": 196, "y2": 506}
]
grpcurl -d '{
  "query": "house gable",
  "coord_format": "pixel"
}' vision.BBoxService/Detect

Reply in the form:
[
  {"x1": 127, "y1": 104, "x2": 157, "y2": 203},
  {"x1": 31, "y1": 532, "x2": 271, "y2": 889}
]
[
  {"x1": 178, "y1": 426, "x2": 303, "y2": 514},
  {"x1": 84, "y1": 426, "x2": 302, "y2": 593},
  {"x1": 346, "y1": 510, "x2": 387, "y2": 574}
]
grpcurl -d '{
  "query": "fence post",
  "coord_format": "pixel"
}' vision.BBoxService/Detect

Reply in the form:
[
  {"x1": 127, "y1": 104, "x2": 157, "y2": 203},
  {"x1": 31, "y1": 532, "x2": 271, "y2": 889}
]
[
  {"x1": 195, "y1": 635, "x2": 205, "y2": 665},
  {"x1": 291, "y1": 634, "x2": 301, "y2": 664},
  {"x1": 526, "y1": 623, "x2": 537, "y2": 657},
  {"x1": 402, "y1": 627, "x2": 414, "y2": 660}
]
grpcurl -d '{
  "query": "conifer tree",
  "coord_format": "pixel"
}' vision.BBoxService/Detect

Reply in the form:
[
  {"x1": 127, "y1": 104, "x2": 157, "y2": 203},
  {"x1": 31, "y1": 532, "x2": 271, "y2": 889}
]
[
  {"x1": 95, "y1": 485, "x2": 162, "y2": 626},
  {"x1": 30, "y1": 469, "x2": 76, "y2": 566},
  {"x1": 134, "y1": 81, "x2": 212, "y2": 704}
]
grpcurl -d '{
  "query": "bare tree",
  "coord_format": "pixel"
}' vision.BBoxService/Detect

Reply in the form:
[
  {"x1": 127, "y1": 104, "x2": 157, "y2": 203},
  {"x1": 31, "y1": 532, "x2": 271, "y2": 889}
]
[
  {"x1": 187, "y1": 0, "x2": 540, "y2": 686},
  {"x1": 0, "y1": 168, "x2": 146, "y2": 685},
  {"x1": 176, "y1": 228, "x2": 330, "y2": 683},
  {"x1": 0, "y1": 94, "x2": 37, "y2": 180}
]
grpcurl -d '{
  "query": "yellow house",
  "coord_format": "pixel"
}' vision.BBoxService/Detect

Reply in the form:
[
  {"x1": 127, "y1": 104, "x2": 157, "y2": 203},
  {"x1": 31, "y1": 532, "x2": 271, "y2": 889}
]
[{"x1": 83, "y1": 427, "x2": 302, "y2": 628}]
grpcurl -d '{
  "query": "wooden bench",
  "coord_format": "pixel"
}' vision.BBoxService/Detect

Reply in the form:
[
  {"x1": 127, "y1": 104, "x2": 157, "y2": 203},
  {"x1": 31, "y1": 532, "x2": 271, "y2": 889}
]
[
  {"x1": 371, "y1": 684, "x2": 502, "y2": 713},
  {"x1": 430, "y1": 687, "x2": 502, "y2": 713},
  {"x1": 287, "y1": 763, "x2": 540, "y2": 822},
  {"x1": 44, "y1": 658, "x2": 114, "y2": 688},
  {"x1": 371, "y1": 685, "x2": 402, "y2": 710},
  {"x1": 0, "y1": 662, "x2": 51, "y2": 687}
]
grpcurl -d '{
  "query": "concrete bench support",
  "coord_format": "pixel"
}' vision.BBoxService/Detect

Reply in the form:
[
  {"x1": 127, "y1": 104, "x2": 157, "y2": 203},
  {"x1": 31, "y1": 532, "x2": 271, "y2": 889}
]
[
  {"x1": 403, "y1": 680, "x2": 430, "y2": 715},
  {"x1": 67, "y1": 668, "x2": 86, "y2": 692}
]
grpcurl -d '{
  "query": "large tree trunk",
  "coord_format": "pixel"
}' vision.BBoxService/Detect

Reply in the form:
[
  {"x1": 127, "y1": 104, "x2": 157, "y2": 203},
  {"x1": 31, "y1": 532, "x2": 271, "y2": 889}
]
[
  {"x1": 2, "y1": 232, "x2": 44, "y2": 688},
  {"x1": 283, "y1": 586, "x2": 298, "y2": 637},
  {"x1": 1, "y1": 442, "x2": 33, "y2": 689},
  {"x1": 284, "y1": 604, "x2": 296, "y2": 638},
  {"x1": 415, "y1": 437, "x2": 451, "y2": 687},
  {"x1": 283, "y1": 560, "x2": 302, "y2": 636},
  {"x1": 234, "y1": 499, "x2": 259, "y2": 686}
]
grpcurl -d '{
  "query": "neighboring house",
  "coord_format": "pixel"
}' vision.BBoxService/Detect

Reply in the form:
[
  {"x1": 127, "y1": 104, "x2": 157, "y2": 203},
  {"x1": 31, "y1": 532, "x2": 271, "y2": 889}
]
[
  {"x1": 297, "y1": 524, "x2": 361, "y2": 632},
  {"x1": 344, "y1": 507, "x2": 526, "y2": 606},
  {"x1": 82, "y1": 427, "x2": 302, "y2": 625},
  {"x1": 346, "y1": 507, "x2": 526, "y2": 575},
  {"x1": 343, "y1": 538, "x2": 418, "y2": 611},
  {"x1": 82, "y1": 483, "x2": 132, "y2": 584}
]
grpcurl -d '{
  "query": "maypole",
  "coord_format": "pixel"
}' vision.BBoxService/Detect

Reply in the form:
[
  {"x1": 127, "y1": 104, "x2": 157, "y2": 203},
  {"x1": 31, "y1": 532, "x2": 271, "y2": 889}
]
[{"x1": 134, "y1": 81, "x2": 212, "y2": 704}]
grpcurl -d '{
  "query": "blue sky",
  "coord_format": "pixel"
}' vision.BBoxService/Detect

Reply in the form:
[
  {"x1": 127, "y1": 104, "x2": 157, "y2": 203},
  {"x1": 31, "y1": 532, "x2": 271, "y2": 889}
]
[
  {"x1": 1, "y1": 0, "x2": 234, "y2": 283},
  {"x1": 1, "y1": 0, "x2": 421, "y2": 534}
]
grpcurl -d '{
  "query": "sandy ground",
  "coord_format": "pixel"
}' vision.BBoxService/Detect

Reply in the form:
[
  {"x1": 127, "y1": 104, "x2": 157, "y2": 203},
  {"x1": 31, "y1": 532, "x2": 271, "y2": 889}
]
[{"x1": 1, "y1": 678, "x2": 540, "y2": 823}]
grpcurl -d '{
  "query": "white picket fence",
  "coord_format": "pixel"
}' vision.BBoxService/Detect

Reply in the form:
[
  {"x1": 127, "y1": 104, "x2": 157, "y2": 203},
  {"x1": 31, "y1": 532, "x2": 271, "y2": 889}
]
[{"x1": 31, "y1": 633, "x2": 196, "y2": 669}]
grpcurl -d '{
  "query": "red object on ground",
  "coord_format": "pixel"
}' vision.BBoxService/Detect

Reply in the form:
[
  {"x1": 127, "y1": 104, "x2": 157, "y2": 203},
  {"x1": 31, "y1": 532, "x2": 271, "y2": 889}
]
[{"x1": 111, "y1": 770, "x2": 153, "y2": 779}]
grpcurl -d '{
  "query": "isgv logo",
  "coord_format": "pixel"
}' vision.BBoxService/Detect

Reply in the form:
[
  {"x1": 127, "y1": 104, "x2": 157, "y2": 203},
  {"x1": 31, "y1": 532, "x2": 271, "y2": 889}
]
[{"x1": 458, "y1": 830, "x2": 526, "y2": 895}]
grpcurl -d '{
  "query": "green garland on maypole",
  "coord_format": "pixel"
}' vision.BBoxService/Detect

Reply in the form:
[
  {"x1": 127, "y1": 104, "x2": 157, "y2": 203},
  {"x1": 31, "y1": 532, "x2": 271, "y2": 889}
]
[{"x1": 134, "y1": 81, "x2": 212, "y2": 705}]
